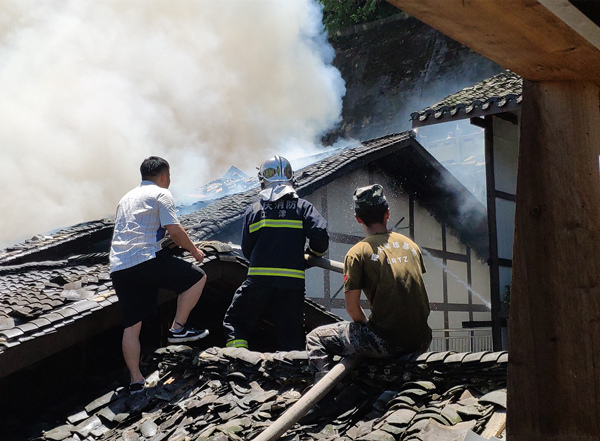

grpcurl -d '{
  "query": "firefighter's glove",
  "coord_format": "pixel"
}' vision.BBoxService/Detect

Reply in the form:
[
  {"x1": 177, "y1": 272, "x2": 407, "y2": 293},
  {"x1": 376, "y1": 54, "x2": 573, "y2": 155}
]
[{"x1": 304, "y1": 248, "x2": 319, "y2": 269}]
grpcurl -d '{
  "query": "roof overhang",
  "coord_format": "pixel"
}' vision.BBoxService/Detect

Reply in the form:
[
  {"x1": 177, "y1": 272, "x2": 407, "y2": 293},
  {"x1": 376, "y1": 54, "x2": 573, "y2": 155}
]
[
  {"x1": 412, "y1": 99, "x2": 521, "y2": 128},
  {"x1": 387, "y1": 0, "x2": 600, "y2": 85}
]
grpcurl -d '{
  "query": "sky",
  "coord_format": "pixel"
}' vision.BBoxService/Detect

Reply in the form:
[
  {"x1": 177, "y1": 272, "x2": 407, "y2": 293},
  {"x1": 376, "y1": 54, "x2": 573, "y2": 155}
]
[{"x1": 0, "y1": 0, "x2": 345, "y2": 246}]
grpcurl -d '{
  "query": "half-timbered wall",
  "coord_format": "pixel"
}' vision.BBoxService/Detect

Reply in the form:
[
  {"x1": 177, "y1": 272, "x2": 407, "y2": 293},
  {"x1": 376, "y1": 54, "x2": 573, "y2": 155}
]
[
  {"x1": 492, "y1": 115, "x2": 519, "y2": 297},
  {"x1": 303, "y1": 165, "x2": 491, "y2": 345},
  {"x1": 481, "y1": 113, "x2": 519, "y2": 349}
]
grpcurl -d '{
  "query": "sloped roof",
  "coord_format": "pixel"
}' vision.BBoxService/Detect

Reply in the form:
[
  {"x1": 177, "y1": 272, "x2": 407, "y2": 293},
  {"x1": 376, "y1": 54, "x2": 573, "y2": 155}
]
[
  {"x1": 35, "y1": 346, "x2": 508, "y2": 441},
  {"x1": 0, "y1": 131, "x2": 487, "y2": 377},
  {"x1": 0, "y1": 220, "x2": 113, "y2": 266},
  {"x1": 0, "y1": 243, "x2": 341, "y2": 379},
  {"x1": 0, "y1": 246, "x2": 253, "y2": 378},
  {"x1": 180, "y1": 132, "x2": 488, "y2": 257},
  {"x1": 0, "y1": 252, "x2": 113, "y2": 341},
  {"x1": 410, "y1": 70, "x2": 522, "y2": 127}
]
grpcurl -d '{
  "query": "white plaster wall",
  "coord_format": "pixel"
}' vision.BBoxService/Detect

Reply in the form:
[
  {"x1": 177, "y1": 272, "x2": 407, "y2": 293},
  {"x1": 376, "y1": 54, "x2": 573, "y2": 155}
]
[
  {"x1": 414, "y1": 204, "x2": 443, "y2": 250},
  {"x1": 325, "y1": 170, "x2": 370, "y2": 237},
  {"x1": 492, "y1": 116, "x2": 518, "y2": 262},
  {"x1": 371, "y1": 169, "x2": 411, "y2": 229},
  {"x1": 470, "y1": 253, "x2": 491, "y2": 309},
  {"x1": 448, "y1": 311, "x2": 470, "y2": 331},
  {"x1": 302, "y1": 164, "x2": 491, "y2": 335},
  {"x1": 473, "y1": 311, "x2": 492, "y2": 323},
  {"x1": 304, "y1": 187, "x2": 325, "y2": 212},
  {"x1": 446, "y1": 229, "x2": 466, "y2": 254},
  {"x1": 304, "y1": 173, "x2": 360, "y2": 321},
  {"x1": 428, "y1": 310, "x2": 445, "y2": 330},
  {"x1": 446, "y1": 260, "x2": 469, "y2": 305},
  {"x1": 305, "y1": 266, "x2": 325, "y2": 299},
  {"x1": 422, "y1": 253, "x2": 444, "y2": 304},
  {"x1": 303, "y1": 186, "x2": 327, "y2": 301},
  {"x1": 492, "y1": 116, "x2": 519, "y2": 195}
]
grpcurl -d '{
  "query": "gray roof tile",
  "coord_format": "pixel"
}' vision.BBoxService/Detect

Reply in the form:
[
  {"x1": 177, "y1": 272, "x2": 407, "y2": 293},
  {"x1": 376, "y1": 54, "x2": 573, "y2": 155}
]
[
  {"x1": 411, "y1": 70, "x2": 522, "y2": 125},
  {"x1": 462, "y1": 351, "x2": 490, "y2": 363},
  {"x1": 0, "y1": 328, "x2": 24, "y2": 340},
  {"x1": 444, "y1": 352, "x2": 470, "y2": 364}
]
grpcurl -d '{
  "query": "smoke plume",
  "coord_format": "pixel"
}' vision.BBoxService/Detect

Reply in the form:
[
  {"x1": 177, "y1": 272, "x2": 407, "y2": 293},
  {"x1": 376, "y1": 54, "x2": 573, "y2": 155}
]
[{"x1": 0, "y1": 0, "x2": 344, "y2": 246}]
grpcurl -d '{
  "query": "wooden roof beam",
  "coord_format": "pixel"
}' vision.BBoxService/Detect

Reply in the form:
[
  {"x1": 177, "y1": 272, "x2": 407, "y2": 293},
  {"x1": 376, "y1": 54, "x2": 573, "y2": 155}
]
[{"x1": 387, "y1": 0, "x2": 600, "y2": 85}]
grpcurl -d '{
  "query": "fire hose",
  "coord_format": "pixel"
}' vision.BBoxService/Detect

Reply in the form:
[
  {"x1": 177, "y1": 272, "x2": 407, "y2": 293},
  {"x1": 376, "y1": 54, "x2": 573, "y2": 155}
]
[
  {"x1": 251, "y1": 255, "x2": 359, "y2": 441},
  {"x1": 304, "y1": 253, "x2": 344, "y2": 274},
  {"x1": 251, "y1": 356, "x2": 360, "y2": 441}
]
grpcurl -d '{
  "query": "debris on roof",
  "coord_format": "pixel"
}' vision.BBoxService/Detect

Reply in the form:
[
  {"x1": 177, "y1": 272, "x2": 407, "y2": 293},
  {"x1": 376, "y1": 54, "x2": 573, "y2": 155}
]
[{"x1": 37, "y1": 346, "x2": 508, "y2": 441}]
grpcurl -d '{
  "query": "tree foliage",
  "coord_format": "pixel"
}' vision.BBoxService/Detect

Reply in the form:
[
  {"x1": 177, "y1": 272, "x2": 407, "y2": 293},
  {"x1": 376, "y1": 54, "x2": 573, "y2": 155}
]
[{"x1": 318, "y1": 0, "x2": 400, "y2": 33}]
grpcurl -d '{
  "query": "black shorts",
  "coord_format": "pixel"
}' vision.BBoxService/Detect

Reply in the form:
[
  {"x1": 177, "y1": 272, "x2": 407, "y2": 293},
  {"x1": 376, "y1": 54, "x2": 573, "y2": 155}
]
[{"x1": 111, "y1": 254, "x2": 206, "y2": 328}]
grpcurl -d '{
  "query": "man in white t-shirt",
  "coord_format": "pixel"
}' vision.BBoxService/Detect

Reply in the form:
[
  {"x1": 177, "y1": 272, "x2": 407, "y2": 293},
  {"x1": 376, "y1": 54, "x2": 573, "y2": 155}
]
[{"x1": 110, "y1": 156, "x2": 208, "y2": 394}]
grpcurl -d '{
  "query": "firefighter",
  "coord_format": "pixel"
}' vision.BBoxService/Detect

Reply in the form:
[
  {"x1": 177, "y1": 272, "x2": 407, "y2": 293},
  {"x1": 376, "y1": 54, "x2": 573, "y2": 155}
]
[{"x1": 223, "y1": 155, "x2": 329, "y2": 350}]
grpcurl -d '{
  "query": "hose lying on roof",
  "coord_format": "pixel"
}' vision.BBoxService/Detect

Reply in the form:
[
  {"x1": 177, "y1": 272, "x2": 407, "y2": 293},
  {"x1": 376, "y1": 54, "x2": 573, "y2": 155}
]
[{"x1": 252, "y1": 356, "x2": 361, "y2": 441}]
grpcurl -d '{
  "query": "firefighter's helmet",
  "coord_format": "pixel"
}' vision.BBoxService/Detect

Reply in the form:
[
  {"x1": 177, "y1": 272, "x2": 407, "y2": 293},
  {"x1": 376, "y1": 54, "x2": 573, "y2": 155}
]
[{"x1": 258, "y1": 155, "x2": 294, "y2": 188}]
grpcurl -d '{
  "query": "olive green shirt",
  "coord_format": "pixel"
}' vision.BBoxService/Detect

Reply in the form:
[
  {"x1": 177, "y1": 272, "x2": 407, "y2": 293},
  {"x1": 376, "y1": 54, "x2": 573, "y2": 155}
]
[{"x1": 344, "y1": 231, "x2": 432, "y2": 349}]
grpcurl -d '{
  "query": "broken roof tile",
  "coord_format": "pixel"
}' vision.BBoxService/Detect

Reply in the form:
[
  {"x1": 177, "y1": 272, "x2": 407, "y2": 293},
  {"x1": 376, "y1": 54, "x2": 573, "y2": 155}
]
[{"x1": 32, "y1": 345, "x2": 507, "y2": 441}]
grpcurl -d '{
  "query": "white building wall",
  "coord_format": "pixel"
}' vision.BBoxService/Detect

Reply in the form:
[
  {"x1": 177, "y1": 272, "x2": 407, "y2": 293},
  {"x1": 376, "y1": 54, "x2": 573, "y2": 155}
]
[
  {"x1": 303, "y1": 165, "x2": 492, "y2": 335},
  {"x1": 423, "y1": 254, "x2": 444, "y2": 304},
  {"x1": 493, "y1": 117, "x2": 519, "y2": 261},
  {"x1": 471, "y1": 252, "x2": 491, "y2": 308},
  {"x1": 414, "y1": 204, "x2": 443, "y2": 250},
  {"x1": 493, "y1": 118, "x2": 519, "y2": 195}
]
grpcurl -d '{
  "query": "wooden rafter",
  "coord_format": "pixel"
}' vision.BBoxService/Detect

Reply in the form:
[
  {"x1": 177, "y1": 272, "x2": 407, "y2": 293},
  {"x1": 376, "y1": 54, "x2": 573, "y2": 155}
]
[{"x1": 387, "y1": 0, "x2": 600, "y2": 84}]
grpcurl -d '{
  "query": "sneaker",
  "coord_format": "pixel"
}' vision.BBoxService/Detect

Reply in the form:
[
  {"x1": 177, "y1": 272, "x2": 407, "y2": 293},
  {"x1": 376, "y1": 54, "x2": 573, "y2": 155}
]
[
  {"x1": 129, "y1": 380, "x2": 146, "y2": 394},
  {"x1": 167, "y1": 324, "x2": 209, "y2": 343}
]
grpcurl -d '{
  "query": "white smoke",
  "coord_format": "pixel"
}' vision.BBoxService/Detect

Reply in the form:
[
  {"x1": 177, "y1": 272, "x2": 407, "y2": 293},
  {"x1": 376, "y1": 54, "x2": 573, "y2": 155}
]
[{"x1": 0, "y1": 0, "x2": 345, "y2": 246}]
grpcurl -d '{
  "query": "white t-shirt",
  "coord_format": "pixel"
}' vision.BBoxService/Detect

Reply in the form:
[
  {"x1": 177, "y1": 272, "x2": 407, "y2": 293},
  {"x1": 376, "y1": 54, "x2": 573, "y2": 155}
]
[{"x1": 109, "y1": 181, "x2": 179, "y2": 273}]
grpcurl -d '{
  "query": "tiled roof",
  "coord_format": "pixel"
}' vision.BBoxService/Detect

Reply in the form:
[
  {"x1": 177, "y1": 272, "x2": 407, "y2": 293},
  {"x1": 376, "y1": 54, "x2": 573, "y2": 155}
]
[
  {"x1": 0, "y1": 253, "x2": 113, "y2": 342},
  {"x1": 410, "y1": 70, "x2": 522, "y2": 127},
  {"x1": 0, "y1": 220, "x2": 114, "y2": 266},
  {"x1": 37, "y1": 346, "x2": 508, "y2": 441},
  {"x1": 0, "y1": 130, "x2": 487, "y2": 375},
  {"x1": 180, "y1": 132, "x2": 418, "y2": 242},
  {"x1": 3, "y1": 135, "x2": 425, "y2": 374},
  {"x1": 0, "y1": 246, "x2": 254, "y2": 377},
  {"x1": 0, "y1": 242, "x2": 341, "y2": 379},
  {"x1": 180, "y1": 131, "x2": 488, "y2": 258}
]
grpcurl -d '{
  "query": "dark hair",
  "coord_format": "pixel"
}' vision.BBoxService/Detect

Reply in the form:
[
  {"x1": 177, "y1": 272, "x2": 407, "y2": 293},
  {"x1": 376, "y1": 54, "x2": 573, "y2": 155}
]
[
  {"x1": 355, "y1": 202, "x2": 389, "y2": 227},
  {"x1": 140, "y1": 156, "x2": 169, "y2": 181}
]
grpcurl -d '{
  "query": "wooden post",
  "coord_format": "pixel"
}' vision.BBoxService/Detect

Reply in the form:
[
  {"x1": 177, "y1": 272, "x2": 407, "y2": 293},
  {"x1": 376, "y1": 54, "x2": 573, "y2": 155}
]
[{"x1": 508, "y1": 80, "x2": 600, "y2": 440}]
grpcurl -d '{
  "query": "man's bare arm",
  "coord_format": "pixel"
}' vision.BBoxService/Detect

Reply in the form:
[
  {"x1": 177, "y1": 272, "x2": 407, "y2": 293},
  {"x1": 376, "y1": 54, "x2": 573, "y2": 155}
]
[
  {"x1": 345, "y1": 289, "x2": 368, "y2": 323},
  {"x1": 165, "y1": 224, "x2": 205, "y2": 263}
]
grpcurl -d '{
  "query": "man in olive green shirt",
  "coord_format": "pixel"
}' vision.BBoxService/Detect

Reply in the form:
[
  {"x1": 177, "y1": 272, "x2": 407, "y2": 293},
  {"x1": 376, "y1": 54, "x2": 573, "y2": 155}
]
[{"x1": 306, "y1": 184, "x2": 431, "y2": 379}]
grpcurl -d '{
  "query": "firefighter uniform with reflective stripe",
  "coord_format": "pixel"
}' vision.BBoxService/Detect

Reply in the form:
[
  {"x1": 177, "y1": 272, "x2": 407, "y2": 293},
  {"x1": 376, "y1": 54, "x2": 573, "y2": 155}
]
[{"x1": 223, "y1": 195, "x2": 329, "y2": 350}]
